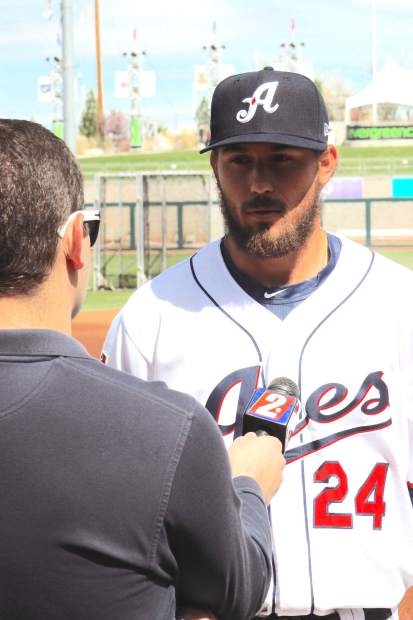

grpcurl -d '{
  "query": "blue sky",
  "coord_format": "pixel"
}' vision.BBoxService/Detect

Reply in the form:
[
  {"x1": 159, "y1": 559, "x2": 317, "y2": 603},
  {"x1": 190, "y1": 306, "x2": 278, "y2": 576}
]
[{"x1": 1, "y1": 0, "x2": 412, "y2": 132}]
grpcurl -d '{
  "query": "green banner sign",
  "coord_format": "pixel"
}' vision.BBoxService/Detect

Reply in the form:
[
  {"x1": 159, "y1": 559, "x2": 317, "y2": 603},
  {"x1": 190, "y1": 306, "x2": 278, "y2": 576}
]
[
  {"x1": 347, "y1": 125, "x2": 413, "y2": 141},
  {"x1": 130, "y1": 116, "x2": 142, "y2": 148},
  {"x1": 52, "y1": 120, "x2": 64, "y2": 140}
]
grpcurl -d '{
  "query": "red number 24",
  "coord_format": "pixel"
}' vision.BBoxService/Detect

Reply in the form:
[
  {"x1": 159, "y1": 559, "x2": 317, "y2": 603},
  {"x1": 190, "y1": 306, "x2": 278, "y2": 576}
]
[{"x1": 314, "y1": 461, "x2": 389, "y2": 529}]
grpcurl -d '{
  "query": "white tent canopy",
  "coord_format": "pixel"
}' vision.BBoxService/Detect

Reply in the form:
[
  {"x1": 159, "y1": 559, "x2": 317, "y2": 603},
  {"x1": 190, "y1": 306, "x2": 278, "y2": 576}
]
[{"x1": 345, "y1": 63, "x2": 413, "y2": 124}]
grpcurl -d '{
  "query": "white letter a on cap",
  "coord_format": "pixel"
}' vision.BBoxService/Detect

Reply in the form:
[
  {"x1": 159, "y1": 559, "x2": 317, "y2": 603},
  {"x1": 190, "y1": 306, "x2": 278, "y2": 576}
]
[{"x1": 236, "y1": 81, "x2": 279, "y2": 124}]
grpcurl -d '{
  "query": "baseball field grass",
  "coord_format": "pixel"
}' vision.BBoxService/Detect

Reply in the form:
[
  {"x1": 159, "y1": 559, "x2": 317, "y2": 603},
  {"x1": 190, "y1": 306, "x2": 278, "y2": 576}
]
[
  {"x1": 379, "y1": 247, "x2": 413, "y2": 269},
  {"x1": 79, "y1": 150, "x2": 210, "y2": 179},
  {"x1": 83, "y1": 246, "x2": 412, "y2": 311},
  {"x1": 78, "y1": 144, "x2": 413, "y2": 179},
  {"x1": 82, "y1": 290, "x2": 134, "y2": 311}
]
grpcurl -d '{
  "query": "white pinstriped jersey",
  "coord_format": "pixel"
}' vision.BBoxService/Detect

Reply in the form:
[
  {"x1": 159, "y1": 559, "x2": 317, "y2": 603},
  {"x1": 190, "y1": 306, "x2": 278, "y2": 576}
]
[{"x1": 103, "y1": 236, "x2": 413, "y2": 617}]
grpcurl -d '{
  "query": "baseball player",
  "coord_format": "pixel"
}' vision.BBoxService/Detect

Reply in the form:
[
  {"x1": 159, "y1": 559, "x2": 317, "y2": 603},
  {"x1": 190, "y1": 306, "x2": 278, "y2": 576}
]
[{"x1": 103, "y1": 68, "x2": 413, "y2": 619}]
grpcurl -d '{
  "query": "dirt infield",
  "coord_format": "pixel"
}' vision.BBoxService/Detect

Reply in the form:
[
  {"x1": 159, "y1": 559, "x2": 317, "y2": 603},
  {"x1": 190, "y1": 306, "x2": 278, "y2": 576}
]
[{"x1": 72, "y1": 308, "x2": 118, "y2": 358}]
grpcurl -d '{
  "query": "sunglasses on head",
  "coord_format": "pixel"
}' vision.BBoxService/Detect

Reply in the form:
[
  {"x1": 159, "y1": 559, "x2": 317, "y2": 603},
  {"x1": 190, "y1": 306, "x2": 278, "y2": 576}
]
[{"x1": 57, "y1": 209, "x2": 100, "y2": 247}]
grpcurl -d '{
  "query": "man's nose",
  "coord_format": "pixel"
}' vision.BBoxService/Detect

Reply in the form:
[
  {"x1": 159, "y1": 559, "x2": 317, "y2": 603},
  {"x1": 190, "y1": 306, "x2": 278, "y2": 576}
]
[{"x1": 249, "y1": 163, "x2": 275, "y2": 194}]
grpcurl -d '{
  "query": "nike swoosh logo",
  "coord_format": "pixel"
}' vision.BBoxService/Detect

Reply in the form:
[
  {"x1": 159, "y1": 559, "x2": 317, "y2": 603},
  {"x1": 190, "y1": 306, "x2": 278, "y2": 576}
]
[{"x1": 264, "y1": 290, "x2": 285, "y2": 299}]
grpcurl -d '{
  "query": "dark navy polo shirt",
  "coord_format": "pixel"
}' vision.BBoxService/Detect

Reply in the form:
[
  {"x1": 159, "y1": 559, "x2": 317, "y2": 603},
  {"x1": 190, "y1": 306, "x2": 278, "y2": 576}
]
[{"x1": 0, "y1": 329, "x2": 272, "y2": 620}]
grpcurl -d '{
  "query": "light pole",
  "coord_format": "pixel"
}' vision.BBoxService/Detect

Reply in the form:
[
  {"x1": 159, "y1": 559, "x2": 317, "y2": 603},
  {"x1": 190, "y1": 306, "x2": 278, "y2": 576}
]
[
  {"x1": 279, "y1": 18, "x2": 305, "y2": 73},
  {"x1": 123, "y1": 35, "x2": 147, "y2": 149},
  {"x1": 371, "y1": 0, "x2": 378, "y2": 123},
  {"x1": 202, "y1": 22, "x2": 225, "y2": 108},
  {"x1": 61, "y1": 0, "x2": 76, "y2": 153},
  {"x1": 94, "y1": 0, "x2": 104, "y2": 138},
  {"x1": 45, "y1": 54, "x2": 63, "y2": 139}
]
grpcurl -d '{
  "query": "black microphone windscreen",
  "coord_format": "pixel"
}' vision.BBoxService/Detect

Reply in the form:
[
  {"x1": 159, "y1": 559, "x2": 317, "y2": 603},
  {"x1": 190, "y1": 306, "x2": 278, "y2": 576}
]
[{"x1": 267, "y1": 377, "x2": 299, "y2": 398}]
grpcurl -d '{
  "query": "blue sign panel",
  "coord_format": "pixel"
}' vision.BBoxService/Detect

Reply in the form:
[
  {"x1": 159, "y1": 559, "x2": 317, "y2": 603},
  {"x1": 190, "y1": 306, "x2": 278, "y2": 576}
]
[{"x1": 392, "y1": 177, "x2": 413, "y2": 198}]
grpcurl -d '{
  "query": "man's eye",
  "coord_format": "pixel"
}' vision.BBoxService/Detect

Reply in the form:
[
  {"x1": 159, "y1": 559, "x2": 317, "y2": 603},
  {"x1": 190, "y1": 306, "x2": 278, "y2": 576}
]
[
  {"x1": 272, "y1": 155, "x2": 292, "y2": 163},
  {"x1": 230, "y1": 156, "x2": 250, "y2": 165}
]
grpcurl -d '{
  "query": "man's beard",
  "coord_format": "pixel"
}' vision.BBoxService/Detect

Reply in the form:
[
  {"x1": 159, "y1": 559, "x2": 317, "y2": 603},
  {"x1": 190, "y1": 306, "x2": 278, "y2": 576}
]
[{"x1": 218, "y1": 185, "x2": 322, "y2": 259}]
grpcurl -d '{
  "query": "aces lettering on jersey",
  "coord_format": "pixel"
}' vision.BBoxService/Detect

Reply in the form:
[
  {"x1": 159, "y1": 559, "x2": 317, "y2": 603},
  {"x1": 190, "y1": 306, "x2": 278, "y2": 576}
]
[
  {"x1": 206, "y1": 367, "x2": 392, "y2": 530},
  {"x1": 206, "y1": 367, "x2": 391, "y2": 449}
]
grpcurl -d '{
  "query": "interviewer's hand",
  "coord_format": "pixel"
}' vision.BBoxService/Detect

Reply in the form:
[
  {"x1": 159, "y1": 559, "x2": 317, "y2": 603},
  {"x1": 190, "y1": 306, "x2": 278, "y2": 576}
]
[
  {"x1": 228, "y1": 432, "x2": 285, "y2": 505},
  {"x1": 399, "y1": 586, "x2": 413, "y2": 620}
]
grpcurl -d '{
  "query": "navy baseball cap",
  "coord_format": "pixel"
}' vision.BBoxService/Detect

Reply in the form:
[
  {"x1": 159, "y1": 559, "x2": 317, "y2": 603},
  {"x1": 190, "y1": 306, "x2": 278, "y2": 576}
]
[{"x1": 200, "y1": 67, "x2": 330, "y2": 153}]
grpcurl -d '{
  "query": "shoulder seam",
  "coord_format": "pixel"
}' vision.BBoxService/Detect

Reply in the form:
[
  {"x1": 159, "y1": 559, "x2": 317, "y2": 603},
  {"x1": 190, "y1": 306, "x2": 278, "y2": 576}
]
[
  {"x1": 149, "y1": 411, "x2": 193, "y2": 567},
  {"x1": 59, "y1": 356, "x2": 195, "y2": 419},
  {"x1": 0, "y1": 360, "x2": 56, "y2": 421}
]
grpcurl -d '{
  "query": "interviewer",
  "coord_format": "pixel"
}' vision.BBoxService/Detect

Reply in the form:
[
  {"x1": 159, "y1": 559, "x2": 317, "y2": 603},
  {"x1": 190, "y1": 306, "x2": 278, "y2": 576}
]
[{"x1": 0, "y1": 119, "x2": 285, "y2": 620}]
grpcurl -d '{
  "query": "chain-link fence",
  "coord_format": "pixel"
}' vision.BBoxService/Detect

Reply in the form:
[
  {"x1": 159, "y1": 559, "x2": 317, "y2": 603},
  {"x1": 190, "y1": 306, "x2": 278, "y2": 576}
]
[
  {"x1": 88, "y1": 172, "x2": 413, "y2": 290},
  {"x1": 91, "y1": 172, "x2": 224, "y2": 290}
]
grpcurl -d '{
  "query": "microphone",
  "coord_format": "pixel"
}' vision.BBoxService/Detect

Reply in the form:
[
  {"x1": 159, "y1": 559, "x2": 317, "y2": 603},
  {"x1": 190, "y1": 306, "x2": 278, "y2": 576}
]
[{"x1": 242, "y1": 377, "x2": 301, "y2": 452}]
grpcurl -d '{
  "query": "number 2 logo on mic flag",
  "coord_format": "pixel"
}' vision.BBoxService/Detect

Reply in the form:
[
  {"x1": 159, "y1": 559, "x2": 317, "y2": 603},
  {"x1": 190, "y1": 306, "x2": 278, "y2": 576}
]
[{"x1": 249, "y1": 391, "x2": 294, "y2": 421}]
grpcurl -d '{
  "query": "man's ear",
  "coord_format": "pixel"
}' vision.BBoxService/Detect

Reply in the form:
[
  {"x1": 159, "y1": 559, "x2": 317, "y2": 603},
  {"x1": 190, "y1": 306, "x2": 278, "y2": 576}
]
[
  {"x1": 62, "y1": 213, "x2": 86, "y2": 271},
  {"x1": 210, "y1": 150, "x2": 218, "y2": 177},
  {"x1": 318, "y1": 144, "x2": 337, "y2": 187}
]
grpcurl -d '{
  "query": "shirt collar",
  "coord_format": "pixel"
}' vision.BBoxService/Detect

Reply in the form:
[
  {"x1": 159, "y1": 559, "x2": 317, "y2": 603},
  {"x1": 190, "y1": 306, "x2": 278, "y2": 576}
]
[
  {"x1": 220, "y1": 233, "x2": 341, "y2": 304},
  {"x1": 0, "y1": 329, "x2": 90, "y2": 359}
]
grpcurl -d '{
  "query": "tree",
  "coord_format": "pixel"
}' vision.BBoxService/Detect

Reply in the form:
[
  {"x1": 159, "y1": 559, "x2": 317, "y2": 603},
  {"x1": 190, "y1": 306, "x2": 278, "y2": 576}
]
[
  {"x1": 102, "y1": 110, "x2": 129, "y2": 151},
  {"x1": 79, "y1": 90, "x2": 98, "y2": 139},
  {"x1": 316, "y1": 77, "x2": 353, "y2": 122}
]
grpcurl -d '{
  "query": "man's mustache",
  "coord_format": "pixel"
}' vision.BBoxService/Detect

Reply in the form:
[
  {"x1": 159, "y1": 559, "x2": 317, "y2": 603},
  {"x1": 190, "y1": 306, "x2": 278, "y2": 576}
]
[{"x1": 242, "y1": 196, "x2": 287, "y2": 212}]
